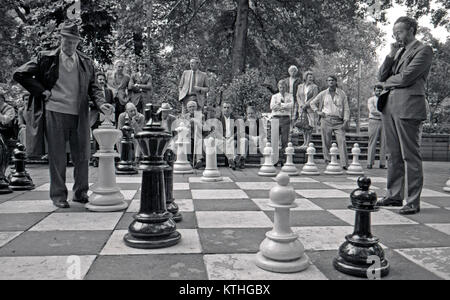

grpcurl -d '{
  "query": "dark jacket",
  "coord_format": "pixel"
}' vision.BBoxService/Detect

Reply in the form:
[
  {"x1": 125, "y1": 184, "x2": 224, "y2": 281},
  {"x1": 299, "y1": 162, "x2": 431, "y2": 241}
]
[
  {"x1": 90, "y1": 87, "x2": 113, "y2": 128},
  {"x1": 13, "y1": 48, "x2": 105, "y2": 159}
]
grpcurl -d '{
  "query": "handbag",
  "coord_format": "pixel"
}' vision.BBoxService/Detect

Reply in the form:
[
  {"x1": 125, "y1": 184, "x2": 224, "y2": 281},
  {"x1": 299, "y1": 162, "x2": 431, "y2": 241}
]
[{"x1": 294, "y1": 108, "x2": 312, "y2": 131}]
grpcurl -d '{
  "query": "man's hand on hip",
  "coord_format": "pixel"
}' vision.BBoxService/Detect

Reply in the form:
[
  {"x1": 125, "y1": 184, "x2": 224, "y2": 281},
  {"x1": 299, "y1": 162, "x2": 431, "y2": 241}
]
[{"x1": 42, "y1": 90, "x2": 52, "y2": 102}]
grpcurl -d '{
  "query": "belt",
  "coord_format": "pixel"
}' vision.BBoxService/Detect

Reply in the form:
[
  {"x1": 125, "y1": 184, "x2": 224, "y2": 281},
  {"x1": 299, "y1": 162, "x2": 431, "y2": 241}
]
[{"x1": 325, "y1": 115, "x2": 343, "y2": 120}]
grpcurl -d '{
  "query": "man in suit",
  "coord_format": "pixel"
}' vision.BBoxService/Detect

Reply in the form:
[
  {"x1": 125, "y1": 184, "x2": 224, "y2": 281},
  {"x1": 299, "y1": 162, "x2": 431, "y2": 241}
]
[
  {"x1": 178, "y1": 57, "x2": 209, "y2": 113},
  {"x1": 13, "y1": 22, "x2": 114, "y2": 208},
  {"x1": 216, "y1": 101, "x2": 245, "y2": 170},
  {"x1": 376, "y1": 16, "x2": 433, "y2": 215},
  {"x1": 128, "y1": 61, "x2": 153, "y2": 113},
  {"x1": 90, "y1": 72, "x2": 114, "y2": 167}
]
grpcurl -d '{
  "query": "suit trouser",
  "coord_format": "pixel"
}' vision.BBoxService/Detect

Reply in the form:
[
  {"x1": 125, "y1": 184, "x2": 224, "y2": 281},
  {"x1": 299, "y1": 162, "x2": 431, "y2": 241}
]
[
  {"x1": 271, "y1": 115, "x2": 290, "y2": 163},
  {"x1": 46, "y1": 111, "x2": 89, "y2": 203},
  {"x1": 367, "y1": 119, "x2": 386, "y2": 166},
  {"x1": 382, "y1": 101, "x2": 423, "y2": 206},
  {"x1": 320, "y1": 116, "x2": 348, "y2": 167}
]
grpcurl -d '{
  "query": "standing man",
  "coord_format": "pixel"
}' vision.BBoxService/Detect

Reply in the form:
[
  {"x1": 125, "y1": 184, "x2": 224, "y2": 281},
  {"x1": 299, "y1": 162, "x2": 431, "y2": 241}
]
[
  {"x1": 310, "y1": 75, "x2": 350, "y2": 169},
  {"x1": 367, "y1": 84, "x2": 386, "y2": 169},
  {"x1": 376, "y1": 16, "x2": 433, "y2": 215},
  {"x1": 128, "y1": 61, "x2": 153, "y2": 113},
  {"x1": 178, "y1": 57, "x2": 209, "y2": 113},
  {"x1": 13, "y1": 22, "x2": 114, "y2": 208}
]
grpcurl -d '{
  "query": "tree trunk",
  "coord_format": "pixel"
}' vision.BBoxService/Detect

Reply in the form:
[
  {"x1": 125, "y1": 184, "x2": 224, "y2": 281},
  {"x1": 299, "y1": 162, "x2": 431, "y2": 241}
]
[{"x1": 231, "y1": 0, "x2": 249, "y2": 76}]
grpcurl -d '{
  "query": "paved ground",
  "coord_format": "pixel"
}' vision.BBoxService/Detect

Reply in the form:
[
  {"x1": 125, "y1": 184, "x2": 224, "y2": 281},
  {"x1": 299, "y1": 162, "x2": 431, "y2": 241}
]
[{"x1": 0, "y1": 161, "x2": 449, "y2": 280}]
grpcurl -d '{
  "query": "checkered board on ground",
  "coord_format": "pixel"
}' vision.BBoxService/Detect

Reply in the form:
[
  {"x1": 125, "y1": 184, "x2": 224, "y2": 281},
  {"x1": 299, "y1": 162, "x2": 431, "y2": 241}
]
[{"x1": 0, "y1": 167, "x2": 449, "y2": 280}]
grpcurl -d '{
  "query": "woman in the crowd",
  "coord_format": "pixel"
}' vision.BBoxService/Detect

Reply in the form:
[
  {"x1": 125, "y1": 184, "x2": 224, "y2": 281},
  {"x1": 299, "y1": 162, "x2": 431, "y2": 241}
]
[{"x1": 296, "y1": 71, "x2": 319, "y2": 149}]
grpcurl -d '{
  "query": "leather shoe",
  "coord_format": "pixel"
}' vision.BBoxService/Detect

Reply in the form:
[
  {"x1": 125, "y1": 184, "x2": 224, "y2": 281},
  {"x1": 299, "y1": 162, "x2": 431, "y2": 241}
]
[
  {"x1": 73, "y1": 195, "x2": 89, "y2": 204},
  {"x1": 53, "y1": 200, "x2": 70, "y2": 208},
  {"x1": 379, "y1": 165, "x2": 386, "y2": 169},
  {"x1": 342, "y1": 166, "x2": 348, "y2": 170},
  {"x1": 229, "y1": 159, "x2": 236, "y2": 170},
  {"x1": 238, "y1": 156, "x2": 245, "y2": 169},
  {"x1": 399, "y1": 205, "x2": 420, "y2": 215},
  {"x1": 367, "y1": 165, "x2": 372, "y2": 169},
  {"x1": 194, "y1": 160, "x2": 204, "y2": 169},
  {"x1": 376, "y1": 197, "x2": 403, "y2": 207}
]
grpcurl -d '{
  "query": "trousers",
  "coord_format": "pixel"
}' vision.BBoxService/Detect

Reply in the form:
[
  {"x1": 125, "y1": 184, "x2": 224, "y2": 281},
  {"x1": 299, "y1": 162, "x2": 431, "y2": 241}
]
[
  {"x1": 46, "y1": 111, "x2": 89, "y2": 203},
  {"x1": 320, "y1": 116, "x2": 348, "y2": 167},
  {"x1": 368, "y1": 118, "x2": 386, "y2": 166}
]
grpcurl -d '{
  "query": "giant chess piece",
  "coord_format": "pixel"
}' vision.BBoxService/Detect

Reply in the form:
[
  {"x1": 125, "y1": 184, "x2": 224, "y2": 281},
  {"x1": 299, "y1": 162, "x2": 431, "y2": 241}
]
[
  {"x1": 116, "y1": 117, "x2": 138, "y2": 175},
  {"x1": 280, "y1": 142, "x2": 299, "y2": 176},
  {"x1": 8, "y1": 143, "x2": 35, "y2": 190},
  {"x1": 301, "y1": 143, "x2": 320, "y2": 176},
  {"x1": 86, "y1": 112, "x2": 128, "y2": 212},
  {"x1": 0, "y1": 135, "x2": 12, "y2": 194},
  {"x1": 324, "y1": 143, "x2": 343, "y2": 175},
  {"x1": 333, "y1": 176, "x2": 389, "y2": 278},
  {"x1": 443, "y1": 176, "x2": 450, "y2": 192},
  {"x1": 202, "y1": 137, "x2": 223, "y2": 182},
  {"x1": 256, "y1": 173, "x2": 310, "y2": 273},
  {"x1": 346, "y1": 143, "x2": 364, "y2": 175},
  {"x1": 124, "y1": 104, "x2": 181, "y2": 249},
  {"x1": 258, "y1": 142, "x2": 277, "y2": 177},
  {"x1": 173, "y1": 122, "x2": 194, "y2": 174},
  {"x1": 164, "y1": 149, "x2": 182, "y2": 223}
]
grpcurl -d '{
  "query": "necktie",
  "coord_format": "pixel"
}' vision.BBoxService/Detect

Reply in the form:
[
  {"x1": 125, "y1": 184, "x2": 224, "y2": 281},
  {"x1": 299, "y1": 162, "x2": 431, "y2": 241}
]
[
  {"x1": 65, "y1": 56, "x2": 74, "y2": 72},
  {"x1": 392, "y1": 47, "x2": 406, "y2": 74},
  {"x1": 190, "y1": 70, "x2": 196, "y2": 94}
]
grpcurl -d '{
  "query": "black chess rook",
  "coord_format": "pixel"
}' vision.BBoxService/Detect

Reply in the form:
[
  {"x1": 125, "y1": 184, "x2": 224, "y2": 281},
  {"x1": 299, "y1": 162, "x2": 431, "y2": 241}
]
[{"x1": 116, "y1": 117, "x2": 138, "y2": 175}]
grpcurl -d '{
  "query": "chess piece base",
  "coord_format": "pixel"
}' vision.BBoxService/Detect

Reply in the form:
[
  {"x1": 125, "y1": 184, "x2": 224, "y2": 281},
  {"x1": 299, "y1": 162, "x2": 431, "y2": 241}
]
[
  {"x1": 85, "y1": 190, "x2": 128, "y2": 212},
  {"x1": 443, "y1": 186, "x2": 450, "y2": 192},
  {"x1": 258, "y1": 165, "x2": 277, "y2": 177},
  {"x1": 280, "y1": 168, "x2": 299, "y2": 176},
  {"x1": 116, "y1": 165, "x2": 138, "y2": 175},
  {"x1": 346, "y1": 165, "x2": 364, "y2": 175},
  {"x1": 0, "y1": 181, "x2": 12, "y2": 194},
  {"x1": 324, "y1": 166, "x2": 343, "y2": 175},
  {"x1": 333, "y1": 256, "x2": 390, "y2": 278},
  {"x1": 167, "y1": 202, "x2": 183, "y2": 222},
  {"x1": 201, "y1": 175, "x2": 223, "y2": 182},
  {"x1": 173, "y1": 163, "x2": 194, "y2": 174},
  {"x1": 255, "y1": 252, "x2": 310, "y2": 273},
  {"x1": 124, "y1": 231, "x2": 181, "y2": 249},
  {"x1": 301, "y1": 169, "x2": 320, "y2": 176}
]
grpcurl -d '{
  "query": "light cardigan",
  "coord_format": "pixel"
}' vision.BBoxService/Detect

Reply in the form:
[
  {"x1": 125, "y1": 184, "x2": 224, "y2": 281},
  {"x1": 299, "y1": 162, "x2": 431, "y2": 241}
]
[{"x1": 270, "y1": 93, "x2": 294, "y2": 117}]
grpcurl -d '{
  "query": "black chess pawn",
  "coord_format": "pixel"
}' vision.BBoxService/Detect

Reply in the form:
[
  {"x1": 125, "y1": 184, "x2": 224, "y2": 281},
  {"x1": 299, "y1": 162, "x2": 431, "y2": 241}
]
[
  {"x1": 333, "y1": 176, "x2": 389, "y2": 278},
  {"x1": 124, "y1": 104, "x2": 181, "y2": 249},
  {"x1": 0, "y1": 136, "x2": 12, "y2": 194},
  {"x1": 164, "y1": 148, "x2": 182, "y2": 222},
  {"x1": 116, "y1": 117, "x2": 138, "y2": 175},
  {"x1": 8, "y1": 143, "x2": 35, "y2": 191}
]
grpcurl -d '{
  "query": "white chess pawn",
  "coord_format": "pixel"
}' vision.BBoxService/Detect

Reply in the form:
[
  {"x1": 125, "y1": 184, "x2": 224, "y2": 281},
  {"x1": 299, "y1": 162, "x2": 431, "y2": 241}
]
[
  {"x1": 301, "y1": 143, "x2": 320, "y2": 175},
  {"x1": 281, "y1": 142, "x2": 299, "y2": 176},
  {"x1": 201, "y1": 137, "x2": 223, "y2": 182},
  {"x1": 258, "y1": 142, "x2": 277, "y2": 177},
  {"x1": 173, "y1": 122, "x2": 194, "y2": 174},
  {"x1": 444, "y1": 177, "x2": 450, "y2": 192},
  {"x1": 324, "y1": 143, "x2": 343, "y2": 175},
  {"x1": 346, "y1": 143, "x2": 364, "y2": 175},
  {"x1": 256, "y1": 173, "x2": 310, "y2": 273}
]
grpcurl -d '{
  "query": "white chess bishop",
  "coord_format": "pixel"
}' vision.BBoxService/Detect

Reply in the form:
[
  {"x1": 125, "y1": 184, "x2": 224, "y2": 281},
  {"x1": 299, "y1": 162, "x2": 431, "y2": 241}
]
[
  {"x1": 173, "y1": 122, "x2": 194, "y2": 174},
  {"x1": 201, "y1": 137, "x2": 223, "y2": 182}
]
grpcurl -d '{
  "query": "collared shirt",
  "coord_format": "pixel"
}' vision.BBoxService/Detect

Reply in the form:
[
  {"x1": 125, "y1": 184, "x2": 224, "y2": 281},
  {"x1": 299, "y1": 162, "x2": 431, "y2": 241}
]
[
  {"x1": 270, "y1": 93, "x2": 294, "y2": 117},
  {"x1": 289, "y1": 78, "x2": 295, "y2": 94},
  {"x1": 367, "y1": 96, "x2": 382, "y2": 120},
  {"x1": 60, "y1": 50, "x2": 78, "y2": 72},
  {"x1": 310, "y1": 88, "x2": 349, "y2": 121}
]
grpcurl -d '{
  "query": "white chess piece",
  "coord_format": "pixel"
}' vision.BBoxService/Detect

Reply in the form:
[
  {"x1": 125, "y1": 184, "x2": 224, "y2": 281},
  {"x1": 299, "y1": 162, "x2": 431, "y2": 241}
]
[
  {"x1": 281, "y1": 142, "x2": 299, "y2": 176},
  {"x1": 324, "y1": 143, "x2": 343, "y2": 175},
  {"x1": 201, "y1": 137, "x2": 223, "y2": 182},
  {"x1": 86, "y1": 111, "x2": 128, "y2": 212},
  {"x1": 444, "y1": 176, "x2": 450, "y2": 192},
  {"x1": 301, "y1": 143, "x2": 320, "y2": 175},
  {"x1": 173, "y1": 122, "x2": 194, "y2": 174},
  {"x1": 346, "y1": 143, "x2": 364, "y2": 175},
  {"x1": 258, "y1": 142, "x2": 277, "y2": 177},
  {"x1": 256, "y1": 173, "x2": 310, "y2": 273}
]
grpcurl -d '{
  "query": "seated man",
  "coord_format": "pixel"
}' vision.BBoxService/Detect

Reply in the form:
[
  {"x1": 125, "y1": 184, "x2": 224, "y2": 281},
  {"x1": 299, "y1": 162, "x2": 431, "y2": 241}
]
[
  {"x1": 0, "y1": 92, "x2": 16, "y2": 142},
  {"x1": 117, "y1": 103, "x2": 145, "y2": 162},
  {"x1": 182, "y1": 100, "x2": 205, "y2": 169},
  {"x1": 160, "y1": 102, "x2": 177, "y2": 152},
  {"x1": 214, "y1": 101, "x2": 245, "y2": 170},
  {"x1": 244, "y1": 105, "x2": 267, "y2": 158}
]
